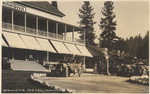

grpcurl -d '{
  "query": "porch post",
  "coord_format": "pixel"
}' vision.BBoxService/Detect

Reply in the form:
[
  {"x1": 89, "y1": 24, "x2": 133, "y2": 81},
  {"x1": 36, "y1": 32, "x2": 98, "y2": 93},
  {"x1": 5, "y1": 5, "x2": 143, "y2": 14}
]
[
  {"x1": 12, "y1": 10, "x2": 14, "y2": 30},
  {"x1": 12, "y1": 49, "x2": 14, "y2": 60},
  {"x1": 72, "y1": 27, "x2": 75, "y2": 42},
  {"x1": 25, "y1": 14, "x2": 27, "y2": 33},
  {"x1": 56, "y1": 23, "x2": 58, "y2": 38},
  {"x1": 36, "y1": 51, "x2": 38, "y2": 61},
  {"x1": 83, "y1": 56, "x2": 86, "y2": 72},
  {"x1": 65, "y1": 25, "x2": 67, "y2": 40},
  {"x1": 36, "y1": 17, "x2": 38, "y2": 35},
  {"x1": 47, "y1": 20, "x2": 49, "y2": 37},
  {"x1": 46, "y1": 20, "x2": 49, "y2": 61},
  {"x1": 25, "y1": 50, "x2": 27, "y2": 61}
]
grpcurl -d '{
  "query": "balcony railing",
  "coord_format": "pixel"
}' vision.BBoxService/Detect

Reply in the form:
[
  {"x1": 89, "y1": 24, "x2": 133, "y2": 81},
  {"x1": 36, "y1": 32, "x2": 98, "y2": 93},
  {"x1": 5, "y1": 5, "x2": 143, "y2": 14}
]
[
  {"x1": 38, "y1": 30, "x2": 47, "y2": 37},
  {"x1": 2, "y1": 22, "x2": 84, "y2": 44},
  {"x1": 2, "y1": 22, "x2": 12, "y2": 30},
  {"x1": 14, "y1": 24, "x2": 25, "y2": 32},
  {"x1": 26, "y1": 27, "x2": 37, "y2": 35},
  {"x1": 74, "y1": 38, "x2": 84, "y2": 44}
]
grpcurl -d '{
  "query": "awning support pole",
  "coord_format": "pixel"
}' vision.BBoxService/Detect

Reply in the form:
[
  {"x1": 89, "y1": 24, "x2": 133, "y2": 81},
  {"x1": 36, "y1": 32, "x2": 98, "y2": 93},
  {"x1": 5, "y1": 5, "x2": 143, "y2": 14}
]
[
  {"x1": 47, "y1": 20, "x2": 49, "y2": 37},
  {"x1": 36, "y1": 17, "x2": 38, "y2": 35},
  {"x1": 47, "y1": 51, "x2": 49, "y2": 62},
  {"x1": 72, "y1": 27, "x2": 75, "y2": 42},
  {"x1": 12, "y1": 10, "x2": 14, "y2": 30},
  {"x1": 25, "y1": 14, "x2": 27, "y2": 33}
]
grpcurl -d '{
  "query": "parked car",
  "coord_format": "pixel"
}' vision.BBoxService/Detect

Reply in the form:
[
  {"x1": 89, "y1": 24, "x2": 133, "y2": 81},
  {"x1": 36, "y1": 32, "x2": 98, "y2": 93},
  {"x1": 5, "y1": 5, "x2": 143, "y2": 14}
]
[{"x1": 46, "y1": 60, "x2": 83, "y2": 77}]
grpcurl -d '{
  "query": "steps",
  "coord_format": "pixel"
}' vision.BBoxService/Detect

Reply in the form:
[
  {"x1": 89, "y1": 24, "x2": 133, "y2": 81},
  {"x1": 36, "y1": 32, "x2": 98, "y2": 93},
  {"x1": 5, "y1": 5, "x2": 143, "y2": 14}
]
[{"x1": 10, "y1": 59, "x2": 49, "y2": 72}]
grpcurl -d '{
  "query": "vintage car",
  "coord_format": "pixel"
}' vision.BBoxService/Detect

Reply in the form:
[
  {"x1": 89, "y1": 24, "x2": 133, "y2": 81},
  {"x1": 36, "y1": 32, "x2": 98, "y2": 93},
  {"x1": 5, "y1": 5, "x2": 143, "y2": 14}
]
[
  {"x1": 48, "y1": 61, "x2": 83, "y2": 77},
  {"x1": 45, "y1": 56, "x2": 84, "y2": 77}
]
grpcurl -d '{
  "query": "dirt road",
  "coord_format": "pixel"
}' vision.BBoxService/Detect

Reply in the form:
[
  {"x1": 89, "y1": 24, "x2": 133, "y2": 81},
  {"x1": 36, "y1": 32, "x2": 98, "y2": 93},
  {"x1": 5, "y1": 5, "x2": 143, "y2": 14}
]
[{"x1": 38, "y1": 73, "x2": 149, "y2": 93}]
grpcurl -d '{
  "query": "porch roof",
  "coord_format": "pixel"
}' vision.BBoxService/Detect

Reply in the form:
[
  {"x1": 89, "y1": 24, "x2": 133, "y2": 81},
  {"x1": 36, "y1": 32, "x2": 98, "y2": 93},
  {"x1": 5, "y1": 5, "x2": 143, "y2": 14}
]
[{"x1": 87, "y1": 45, "x2": 106, "y2": 59}]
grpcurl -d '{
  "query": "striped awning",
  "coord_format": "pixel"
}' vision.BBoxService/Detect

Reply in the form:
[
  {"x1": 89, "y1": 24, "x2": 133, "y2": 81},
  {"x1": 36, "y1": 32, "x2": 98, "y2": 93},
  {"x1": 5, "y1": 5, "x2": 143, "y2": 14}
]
[
  {"x1": 20, "y1": 35, "x2": 42, "y2": 51},
  {"x1": 2, "y1": 32, "x2": 27, "y2": 49},
  {"x1": 36, "y1": 38, "x2": 56, "y2": 53},
  {"x1": 76, "y1": 45, "x2": 93, "y2": 57},
  {"x1": 50, "y1": 40, "x2": 71, "y2": 54},
  {"x1": 64, "y1": 43, "x2": 82, "y2": 56}
]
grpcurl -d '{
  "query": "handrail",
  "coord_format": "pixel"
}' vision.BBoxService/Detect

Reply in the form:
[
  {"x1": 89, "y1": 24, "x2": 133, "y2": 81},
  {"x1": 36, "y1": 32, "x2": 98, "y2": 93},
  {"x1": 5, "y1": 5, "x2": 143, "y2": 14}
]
[
  {"x1": 2, "y1": 22, "x2": 12, "y2": 30},
  {"x1": 14, "y1": 24, "x2": 25, "y2": 32},
  {"x1": 38, "y1": 30, "x2": 47, "y2": 37},
  {"x1": 2, "y1": 22, "x2": 84, "y2": 44},
  {"x1": 26, "y1": 27, "x2": 36, "y2": 34}
]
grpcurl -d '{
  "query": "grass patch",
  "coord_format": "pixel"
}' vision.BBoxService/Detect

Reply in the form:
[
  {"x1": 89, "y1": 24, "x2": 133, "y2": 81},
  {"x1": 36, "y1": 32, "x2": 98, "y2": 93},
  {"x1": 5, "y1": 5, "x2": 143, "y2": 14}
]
[{"x1": 2, "y1": 70, "x2": 59, "y2": 93}]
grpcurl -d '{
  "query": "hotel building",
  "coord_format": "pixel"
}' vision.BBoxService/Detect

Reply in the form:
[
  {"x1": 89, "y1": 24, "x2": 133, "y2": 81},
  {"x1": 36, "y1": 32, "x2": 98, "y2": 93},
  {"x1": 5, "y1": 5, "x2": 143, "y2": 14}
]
[{"x1": 1, "y1": 1, "x2": 93, "y2": 70}]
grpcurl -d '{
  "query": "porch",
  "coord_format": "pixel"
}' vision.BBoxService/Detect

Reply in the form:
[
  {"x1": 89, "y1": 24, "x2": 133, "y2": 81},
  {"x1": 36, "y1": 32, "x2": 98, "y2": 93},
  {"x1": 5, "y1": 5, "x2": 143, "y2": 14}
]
[{"x1": 2, "y1": 6, "x2": 85, "y2": 44}]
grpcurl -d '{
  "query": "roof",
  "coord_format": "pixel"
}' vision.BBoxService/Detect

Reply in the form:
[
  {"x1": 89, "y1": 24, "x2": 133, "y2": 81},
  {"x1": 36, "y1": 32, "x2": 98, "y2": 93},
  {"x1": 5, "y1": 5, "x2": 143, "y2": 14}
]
[
  {"x1": 87, "y1": 45, "x2": 106, "y2": 59},
  {"x1": 15, "y1": 1, "x2": 65, "y2": 17}
]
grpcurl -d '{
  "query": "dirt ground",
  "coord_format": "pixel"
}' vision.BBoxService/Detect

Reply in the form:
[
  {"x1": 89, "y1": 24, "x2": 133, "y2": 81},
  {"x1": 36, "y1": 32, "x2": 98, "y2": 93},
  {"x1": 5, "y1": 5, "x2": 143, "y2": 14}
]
[{"x1": 38, "y1": 73, "x2": 149, "y2": 93}]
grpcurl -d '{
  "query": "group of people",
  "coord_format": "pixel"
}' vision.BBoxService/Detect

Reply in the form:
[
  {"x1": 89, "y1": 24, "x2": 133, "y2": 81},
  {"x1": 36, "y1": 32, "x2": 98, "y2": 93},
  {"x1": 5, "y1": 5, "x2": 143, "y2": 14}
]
[
  {"x1": 93, "y1": 58, "x2": 149, "y2": 77},
  {"x1": 115, "y1": 64, "x2": 149, "y2": 77}
]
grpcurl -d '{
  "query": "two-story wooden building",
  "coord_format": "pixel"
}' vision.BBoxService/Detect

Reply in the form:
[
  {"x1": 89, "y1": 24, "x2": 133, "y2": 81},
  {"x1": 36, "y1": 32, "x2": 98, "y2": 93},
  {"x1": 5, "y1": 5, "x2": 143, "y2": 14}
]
[{"x1": 1, "y1": 1, "x2": 93, "y2": 70}]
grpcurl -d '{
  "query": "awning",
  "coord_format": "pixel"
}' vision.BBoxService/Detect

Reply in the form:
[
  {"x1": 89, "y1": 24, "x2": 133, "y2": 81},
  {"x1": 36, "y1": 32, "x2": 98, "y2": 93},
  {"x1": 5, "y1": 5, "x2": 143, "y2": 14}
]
[
  {"x1": 64, "y1": 43, "x2": 82, "y2": 56},
  {"x1": 50, "y1": 40, "x2": 71, "y2": 54},
  {"x1": 36, "y1": 38, "x2": 56, "y2": 53},
  {"x1": 2, "y1": 37, "x2": 8, "y2": 47},
  {"x1": 2, "y1": 32, "x2": 27, "y2": 49},
  {"x1": 76, "y1": 45, "x2": 93, "y2": 57},
  {"x1": 87, "y1": 45, "x2": 105, "y2": 59},
  {"x1": 20, "y1": 35, "x2": 42, "y2": 51}
]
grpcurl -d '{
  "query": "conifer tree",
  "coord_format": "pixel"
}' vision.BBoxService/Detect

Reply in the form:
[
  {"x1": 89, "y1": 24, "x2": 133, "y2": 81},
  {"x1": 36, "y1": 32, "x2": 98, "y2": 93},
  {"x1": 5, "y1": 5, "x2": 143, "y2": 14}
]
[
  {"x1": 78, "y1": 1, "x2": 96, "y2": 46},
  {"x1": 99, "y1": 1, "x2": 117, "y2": 50}
]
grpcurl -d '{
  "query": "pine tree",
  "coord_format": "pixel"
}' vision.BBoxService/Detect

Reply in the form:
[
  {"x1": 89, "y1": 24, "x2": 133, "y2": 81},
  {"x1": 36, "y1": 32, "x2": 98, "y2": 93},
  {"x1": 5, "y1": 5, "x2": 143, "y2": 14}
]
[
  {"x1": 78, "y1": 1, "x2": 96, "y2": 46},
  {"x1": 99, "y1": 1, "x2": 117, "y2": 50},
  {"x1": 137, "y1": 31, "x2": 149, "y2": 59}
]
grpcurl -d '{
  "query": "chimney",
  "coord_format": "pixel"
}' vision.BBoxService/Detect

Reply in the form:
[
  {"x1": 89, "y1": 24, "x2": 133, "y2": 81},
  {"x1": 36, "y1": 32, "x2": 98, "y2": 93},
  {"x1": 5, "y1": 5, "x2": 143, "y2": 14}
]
[{"x1": 51, "y1": 1, "x2": 58, "y2": 9}]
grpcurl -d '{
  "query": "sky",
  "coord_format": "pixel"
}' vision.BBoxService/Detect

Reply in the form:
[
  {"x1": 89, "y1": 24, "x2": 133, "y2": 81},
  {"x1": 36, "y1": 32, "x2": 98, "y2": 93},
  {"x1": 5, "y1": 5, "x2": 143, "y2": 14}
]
[{"x1": 57, "y1": 1, "x2": 149, "y2": 43}]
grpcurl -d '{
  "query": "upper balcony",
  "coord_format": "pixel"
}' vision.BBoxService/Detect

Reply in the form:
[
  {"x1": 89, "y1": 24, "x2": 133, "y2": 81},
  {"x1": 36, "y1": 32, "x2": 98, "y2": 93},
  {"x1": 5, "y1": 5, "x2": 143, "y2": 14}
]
[
  {"x1": 2, "y1": 22, "x2": 84, "y2": 44},
  {"x1": 2, "y1": 3, "x2": 85, "y2": 45}
]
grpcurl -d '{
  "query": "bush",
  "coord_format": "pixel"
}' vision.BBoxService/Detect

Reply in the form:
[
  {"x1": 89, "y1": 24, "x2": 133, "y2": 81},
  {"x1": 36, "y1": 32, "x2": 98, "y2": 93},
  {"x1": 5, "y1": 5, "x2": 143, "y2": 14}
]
[
  {"x1": 29, "y1": 73, "x2": 75, "y2": 93},
  {"x1": 128, "y1": 75, "x2": 149, "y2": 86}
]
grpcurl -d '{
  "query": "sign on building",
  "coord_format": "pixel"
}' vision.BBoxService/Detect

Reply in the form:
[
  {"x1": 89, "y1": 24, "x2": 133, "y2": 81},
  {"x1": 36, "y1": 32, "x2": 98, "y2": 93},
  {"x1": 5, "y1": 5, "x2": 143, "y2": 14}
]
[{"x1": 2, "y1": 2, "x2": 26, "y2": 12}]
